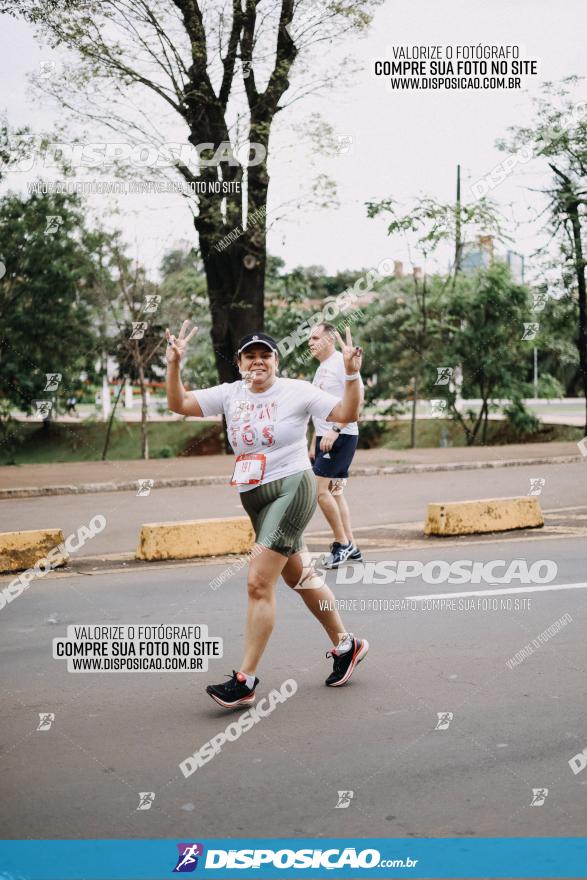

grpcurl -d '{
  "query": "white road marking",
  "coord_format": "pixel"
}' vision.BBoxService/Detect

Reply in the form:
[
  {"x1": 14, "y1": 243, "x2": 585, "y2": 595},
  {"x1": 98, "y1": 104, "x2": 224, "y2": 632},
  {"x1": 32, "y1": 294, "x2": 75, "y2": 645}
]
[{"x1": 407, "y1": 582, "x2": 587, "y2": 600}]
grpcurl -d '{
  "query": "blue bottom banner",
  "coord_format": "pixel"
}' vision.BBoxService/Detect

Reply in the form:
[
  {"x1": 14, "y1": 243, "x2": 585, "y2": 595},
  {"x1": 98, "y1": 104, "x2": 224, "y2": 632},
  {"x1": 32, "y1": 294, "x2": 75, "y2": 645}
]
[{"x1": 1, "y1": 838, "x2": 587, "y2": 878}]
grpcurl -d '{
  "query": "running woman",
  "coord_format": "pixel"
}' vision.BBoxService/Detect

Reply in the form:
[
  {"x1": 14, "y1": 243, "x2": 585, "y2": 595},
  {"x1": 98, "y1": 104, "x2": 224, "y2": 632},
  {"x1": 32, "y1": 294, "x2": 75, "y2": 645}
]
[
  {"x1": 308, "y1": 322, "x2": 363, "y2": 569},
  {"x1": 165, "y1": 322, "x2": 369, "y2": 709}
]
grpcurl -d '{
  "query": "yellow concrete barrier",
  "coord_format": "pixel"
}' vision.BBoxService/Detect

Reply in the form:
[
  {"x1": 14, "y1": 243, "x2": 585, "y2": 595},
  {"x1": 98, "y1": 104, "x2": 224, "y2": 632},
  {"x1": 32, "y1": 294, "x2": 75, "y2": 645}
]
[
  {"x1": 0, "y1": 529, "x2": 69, "y2": 573},
  {"x1": 424, "y1": 497, "x2": 544, "y2": 537},
  {"x1": 136, "y1": 516, "x2": 255, "y2": 561}
]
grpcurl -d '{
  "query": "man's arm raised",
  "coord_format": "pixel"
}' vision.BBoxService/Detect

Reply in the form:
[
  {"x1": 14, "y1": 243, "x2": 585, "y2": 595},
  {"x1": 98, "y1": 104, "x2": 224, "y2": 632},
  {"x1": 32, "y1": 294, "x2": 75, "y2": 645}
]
[{"x1": 325, "y1": 327, "x2": 363, "y2": 424}]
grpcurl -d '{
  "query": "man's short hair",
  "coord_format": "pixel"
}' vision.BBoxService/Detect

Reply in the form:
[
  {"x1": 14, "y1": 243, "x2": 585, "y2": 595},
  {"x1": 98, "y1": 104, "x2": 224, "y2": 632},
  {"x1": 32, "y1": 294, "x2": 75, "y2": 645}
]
[{"x1": 318, "y1": 322, "x2": 337, "y2": 340}]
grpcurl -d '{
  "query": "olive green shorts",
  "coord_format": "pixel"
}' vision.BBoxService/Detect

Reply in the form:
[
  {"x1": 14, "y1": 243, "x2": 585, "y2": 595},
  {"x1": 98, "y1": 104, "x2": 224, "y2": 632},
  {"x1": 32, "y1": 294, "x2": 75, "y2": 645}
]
[{"x1": 239, "y1": 470, "x2": 317, "y2": 557}]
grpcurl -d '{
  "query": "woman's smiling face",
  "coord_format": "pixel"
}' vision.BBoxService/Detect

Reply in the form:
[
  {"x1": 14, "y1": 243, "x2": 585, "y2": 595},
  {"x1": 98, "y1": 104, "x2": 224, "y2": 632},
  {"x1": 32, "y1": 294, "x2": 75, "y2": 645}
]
[{"x1": 238, "y1": 345, "x2": 278, "y2": 391}]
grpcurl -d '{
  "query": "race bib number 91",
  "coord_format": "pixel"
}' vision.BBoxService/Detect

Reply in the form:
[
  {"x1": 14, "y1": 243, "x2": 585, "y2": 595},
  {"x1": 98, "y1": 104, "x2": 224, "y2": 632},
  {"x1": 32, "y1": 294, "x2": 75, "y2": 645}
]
[{"x1": 231, "y1": 453, "x2": 266, "y2": 486}]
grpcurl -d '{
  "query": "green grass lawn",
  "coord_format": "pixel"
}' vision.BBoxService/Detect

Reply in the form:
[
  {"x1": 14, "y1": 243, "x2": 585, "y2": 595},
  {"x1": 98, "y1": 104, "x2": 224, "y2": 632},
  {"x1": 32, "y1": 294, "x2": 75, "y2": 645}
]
[
  {"x1": 0, "y1": 417, "x2": 581, "y2": 465},
  {"x1": 358, "y1": 418, "x2": 583, "y2": 450},
  {"x1": 0, "y1": 419, "x2": 224, "y2": 465}
]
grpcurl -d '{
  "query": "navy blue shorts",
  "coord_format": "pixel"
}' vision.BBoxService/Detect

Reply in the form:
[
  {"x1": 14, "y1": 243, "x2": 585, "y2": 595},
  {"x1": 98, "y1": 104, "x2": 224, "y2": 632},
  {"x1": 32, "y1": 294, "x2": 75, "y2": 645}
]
[{"x1": 313, "y1": 434, "x2": 358, "y2": 479}]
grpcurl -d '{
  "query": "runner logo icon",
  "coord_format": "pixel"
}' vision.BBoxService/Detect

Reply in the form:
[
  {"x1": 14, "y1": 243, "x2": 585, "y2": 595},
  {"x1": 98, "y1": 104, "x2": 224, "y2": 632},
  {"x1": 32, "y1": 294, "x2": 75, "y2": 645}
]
[
  {"x1": 173, "y1": 843, "x2": 204, "y2": 872},
  {"x1": 530, "y1": 788, "x2": 549, "y2": 806},
  {"x1": 335, "y1": 790, "x2": 354, "y2": 808},
  {"x1": 435, "y1": 712, "x2": 453, "y2": 730}
]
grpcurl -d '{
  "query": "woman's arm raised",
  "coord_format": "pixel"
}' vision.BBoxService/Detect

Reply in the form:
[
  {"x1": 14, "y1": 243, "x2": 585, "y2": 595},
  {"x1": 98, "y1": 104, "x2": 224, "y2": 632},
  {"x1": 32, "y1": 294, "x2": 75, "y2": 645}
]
[{"x1": 165, "y1": 321, "x2": 204, "y2": 417}]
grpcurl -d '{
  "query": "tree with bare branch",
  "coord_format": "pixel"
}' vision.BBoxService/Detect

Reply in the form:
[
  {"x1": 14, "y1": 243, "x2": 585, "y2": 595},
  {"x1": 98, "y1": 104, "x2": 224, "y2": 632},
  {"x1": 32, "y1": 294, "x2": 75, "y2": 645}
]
[{"x1": 2, "y1": 0, "x2": 381, "y2": 383}]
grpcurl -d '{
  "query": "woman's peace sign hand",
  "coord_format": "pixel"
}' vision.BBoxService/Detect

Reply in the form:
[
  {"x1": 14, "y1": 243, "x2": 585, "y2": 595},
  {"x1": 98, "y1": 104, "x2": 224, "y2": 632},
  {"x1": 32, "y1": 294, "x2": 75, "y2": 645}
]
[{"x1": 165, "y1": 320, "x2": 198, "y2": 365}]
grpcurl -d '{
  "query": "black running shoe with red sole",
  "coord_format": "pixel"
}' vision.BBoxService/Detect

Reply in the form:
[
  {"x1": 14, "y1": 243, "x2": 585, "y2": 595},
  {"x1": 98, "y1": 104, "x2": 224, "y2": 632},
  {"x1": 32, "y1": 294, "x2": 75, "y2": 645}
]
[
  {"x1": 206, "y1": 670, "x2": 259, "y2": 708},
  {"x1": 325, "y1": 636, "x2": 369, "y2": 687}
]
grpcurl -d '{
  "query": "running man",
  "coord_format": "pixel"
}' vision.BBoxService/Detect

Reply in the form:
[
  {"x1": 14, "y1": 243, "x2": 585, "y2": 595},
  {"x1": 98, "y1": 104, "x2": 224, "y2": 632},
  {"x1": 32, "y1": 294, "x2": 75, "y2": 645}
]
[
  {"x1": 308, "y1": 323, "x2": 363, "y2": 569},
  {"x1": 165, "y1": 323, "x2": 369, "y2": 709}
]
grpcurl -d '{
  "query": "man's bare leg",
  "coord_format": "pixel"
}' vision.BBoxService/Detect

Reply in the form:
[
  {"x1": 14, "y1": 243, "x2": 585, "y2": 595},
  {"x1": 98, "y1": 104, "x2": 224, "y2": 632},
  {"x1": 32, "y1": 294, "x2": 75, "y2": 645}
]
[
  {"x1": 316, "y1": 475, "x2": 347, "y2": 545},
  {"x1": 334, "y1": 491, "x2": 354, "y2": 544}
]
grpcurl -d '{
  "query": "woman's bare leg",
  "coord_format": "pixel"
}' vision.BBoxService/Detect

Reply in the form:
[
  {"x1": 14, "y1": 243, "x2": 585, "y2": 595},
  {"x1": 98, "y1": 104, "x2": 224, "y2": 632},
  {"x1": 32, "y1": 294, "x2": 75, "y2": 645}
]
[
  {"x1": 239, "y1": 545, "x2": 289, "y2": 675},
  {"x1": 281, "y1": 551, "x2": 347, "y2": 646}
]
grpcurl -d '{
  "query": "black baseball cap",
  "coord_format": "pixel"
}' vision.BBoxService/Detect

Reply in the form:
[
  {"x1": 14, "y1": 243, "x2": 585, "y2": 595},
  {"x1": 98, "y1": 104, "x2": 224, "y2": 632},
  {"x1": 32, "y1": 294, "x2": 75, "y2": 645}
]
[{"x1": 236, "y1": 332, "x2": 279, "y2": 357}]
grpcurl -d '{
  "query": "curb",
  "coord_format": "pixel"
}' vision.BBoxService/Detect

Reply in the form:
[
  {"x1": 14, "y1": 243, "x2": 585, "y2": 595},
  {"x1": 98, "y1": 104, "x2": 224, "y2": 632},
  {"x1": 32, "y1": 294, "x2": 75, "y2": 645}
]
[
  {"x1": 424, "y1": 496, "x2": 544, "y2": 537},
  {"x1": 136, "y1": 516, "x2": 254, "y2": 561},
  {"x1": 0, "y1": 475, "x2": 229, "y2": 499},
  {"x1": 0, "y1": 454, "x2": 580, "y2": 499},
  {"x1": 0, "y1": 528, "x2": 68, "y2": 574}
]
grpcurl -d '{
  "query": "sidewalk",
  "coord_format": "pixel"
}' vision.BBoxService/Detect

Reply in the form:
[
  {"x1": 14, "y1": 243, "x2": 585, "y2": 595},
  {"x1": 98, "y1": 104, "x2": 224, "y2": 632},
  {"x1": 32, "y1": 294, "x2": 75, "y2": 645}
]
[{"x1": 0, "y1": 442, "x2": 582, "y2": 498}]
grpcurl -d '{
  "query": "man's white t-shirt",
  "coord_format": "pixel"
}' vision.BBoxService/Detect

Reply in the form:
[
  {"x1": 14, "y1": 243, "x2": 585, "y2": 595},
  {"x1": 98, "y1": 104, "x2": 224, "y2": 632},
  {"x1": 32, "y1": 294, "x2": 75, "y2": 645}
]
[
  {"x1": 312, "y1": 350, "x2": 362, "y2": 436},
  {"x1": 193, "y1": 377, "x2": 340, "y2": 492}
]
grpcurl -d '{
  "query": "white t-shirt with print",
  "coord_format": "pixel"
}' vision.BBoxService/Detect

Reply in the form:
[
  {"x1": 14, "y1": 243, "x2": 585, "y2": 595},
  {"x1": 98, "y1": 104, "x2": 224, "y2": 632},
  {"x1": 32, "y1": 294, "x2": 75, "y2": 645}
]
[
  {"x1": 193, "y1": 377, "x2": 340, "y2": 492},
  {"x1": 312, "y1": 350, "x2": 362, "y2": 436}
]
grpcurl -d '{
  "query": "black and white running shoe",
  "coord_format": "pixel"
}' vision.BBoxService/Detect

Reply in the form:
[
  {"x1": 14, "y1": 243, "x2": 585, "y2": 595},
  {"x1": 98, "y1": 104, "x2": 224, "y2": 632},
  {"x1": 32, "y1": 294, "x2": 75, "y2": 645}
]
[
  {"x1": 322, "y1": 543, "x2": 335, "y2": 567},
  {"x1": 206, "y1": 671, "x2": 259, "y2": 709},
  {"x1": 323, "y1": 541, "x2": 354, "y2": 569},
  {"x1": 325, "y1": 636, "x2": 369, "y2": 687},
  {"x1": 323, "y1": 542, "x2": 363, "y2": 566}
]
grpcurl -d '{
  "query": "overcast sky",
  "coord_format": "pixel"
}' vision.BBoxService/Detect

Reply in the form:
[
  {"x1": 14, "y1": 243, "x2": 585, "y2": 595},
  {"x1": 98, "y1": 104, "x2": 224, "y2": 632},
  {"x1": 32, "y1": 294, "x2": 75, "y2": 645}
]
[{"x1": 1, "y1": 0, "x2": 586, "y2": 281}]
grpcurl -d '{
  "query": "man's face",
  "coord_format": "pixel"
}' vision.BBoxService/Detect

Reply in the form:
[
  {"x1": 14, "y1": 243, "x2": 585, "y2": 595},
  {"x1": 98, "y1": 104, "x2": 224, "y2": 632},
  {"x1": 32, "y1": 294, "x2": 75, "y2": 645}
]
[{"x1": 308, "y1": 326, "x2": 334, "y2": 359}]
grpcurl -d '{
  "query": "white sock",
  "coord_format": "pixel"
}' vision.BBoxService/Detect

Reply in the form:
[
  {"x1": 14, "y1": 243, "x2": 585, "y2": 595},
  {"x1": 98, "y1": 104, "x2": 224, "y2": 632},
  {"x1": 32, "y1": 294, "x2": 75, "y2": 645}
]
[
  {"x1": 239, "y1": 672, "x2": 256, "y2": 689},
  {"x1": 335, "y1": 634, "x2": 353, "y2": 654}
]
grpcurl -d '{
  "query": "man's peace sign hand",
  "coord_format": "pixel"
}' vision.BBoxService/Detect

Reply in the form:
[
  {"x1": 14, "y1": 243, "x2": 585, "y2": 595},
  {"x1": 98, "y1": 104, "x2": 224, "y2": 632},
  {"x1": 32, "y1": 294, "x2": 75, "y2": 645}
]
[{"x1": 335, "y1": 325, "x2": 363, "y2": 375}]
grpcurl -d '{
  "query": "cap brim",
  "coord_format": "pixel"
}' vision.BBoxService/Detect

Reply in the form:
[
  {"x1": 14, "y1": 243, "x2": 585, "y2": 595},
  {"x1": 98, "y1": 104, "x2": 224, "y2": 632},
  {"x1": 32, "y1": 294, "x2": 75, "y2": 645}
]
[{"x1": 238, "y1": 341, "x2": 277, "y2": 355}]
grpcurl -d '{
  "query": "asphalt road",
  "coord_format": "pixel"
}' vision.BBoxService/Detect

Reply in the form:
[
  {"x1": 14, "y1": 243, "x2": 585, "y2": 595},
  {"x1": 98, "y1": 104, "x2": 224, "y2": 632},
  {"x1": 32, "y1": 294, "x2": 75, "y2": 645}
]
[
  {"x1": 2, "y1": 527, "x2": 586, "y2": 841},
  {"x1": 0, "y1": 461, "x2": 586, "y2": 557}
]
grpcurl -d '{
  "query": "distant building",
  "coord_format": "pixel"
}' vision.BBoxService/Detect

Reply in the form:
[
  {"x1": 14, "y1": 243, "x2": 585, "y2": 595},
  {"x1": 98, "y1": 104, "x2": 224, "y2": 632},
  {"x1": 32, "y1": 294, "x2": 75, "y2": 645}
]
[
  {"x1": 461, "y1": 235, "x2": 525, "y2": 283},
  {"x1": 505, "y1": 250, "x2": 525, "y2": 284}
]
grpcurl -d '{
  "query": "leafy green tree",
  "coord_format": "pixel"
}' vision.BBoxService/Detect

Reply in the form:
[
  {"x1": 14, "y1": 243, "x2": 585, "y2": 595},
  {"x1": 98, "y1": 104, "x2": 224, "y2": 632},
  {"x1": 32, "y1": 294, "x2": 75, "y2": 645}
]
[
  {"x1": 264, "y1": 262, "x2": 368, "y2": 378},
  {"x1": 535, "y1": 289, "x2": 581, "y2": 395},
  {"x1": 441, "y1": 263, "x2": 543, "y2": 445},
  {"x1": 91, "y1": 235, "x2": 167, "y2": 460},
  {"x1": 4, "y1": 0, "x2": 382, "y2": 385},
  {"x1": 0, "y1": 114, "x2": 31, "y2": 182},
  {"x1": 108, "y1": 319, "x2": 165, "y2": 460},
  {"x1": 0, "y1": 190, "x2": 99, "y2": 447},
  {"x1": 275, "y1": 265, "x2": 364, "y2": 304},
  {"x1": 365, "y1": 186, "x2": 510, "y2": 445},
  {"x1": 159, "y1": 246, "x2": 218, "y2": 390},
  {"x1": 366, "y1": 193, "x2": 508, "y2": 282},
  {"x1": 358, "y1": 274, "x2": 447, "y2": 447},
  {"x1": 359, "y1": 262, "x2": 563, "y2": 447},
  {"x1": 497, "y1": 78, "x2": 587, "y2": 431}
]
